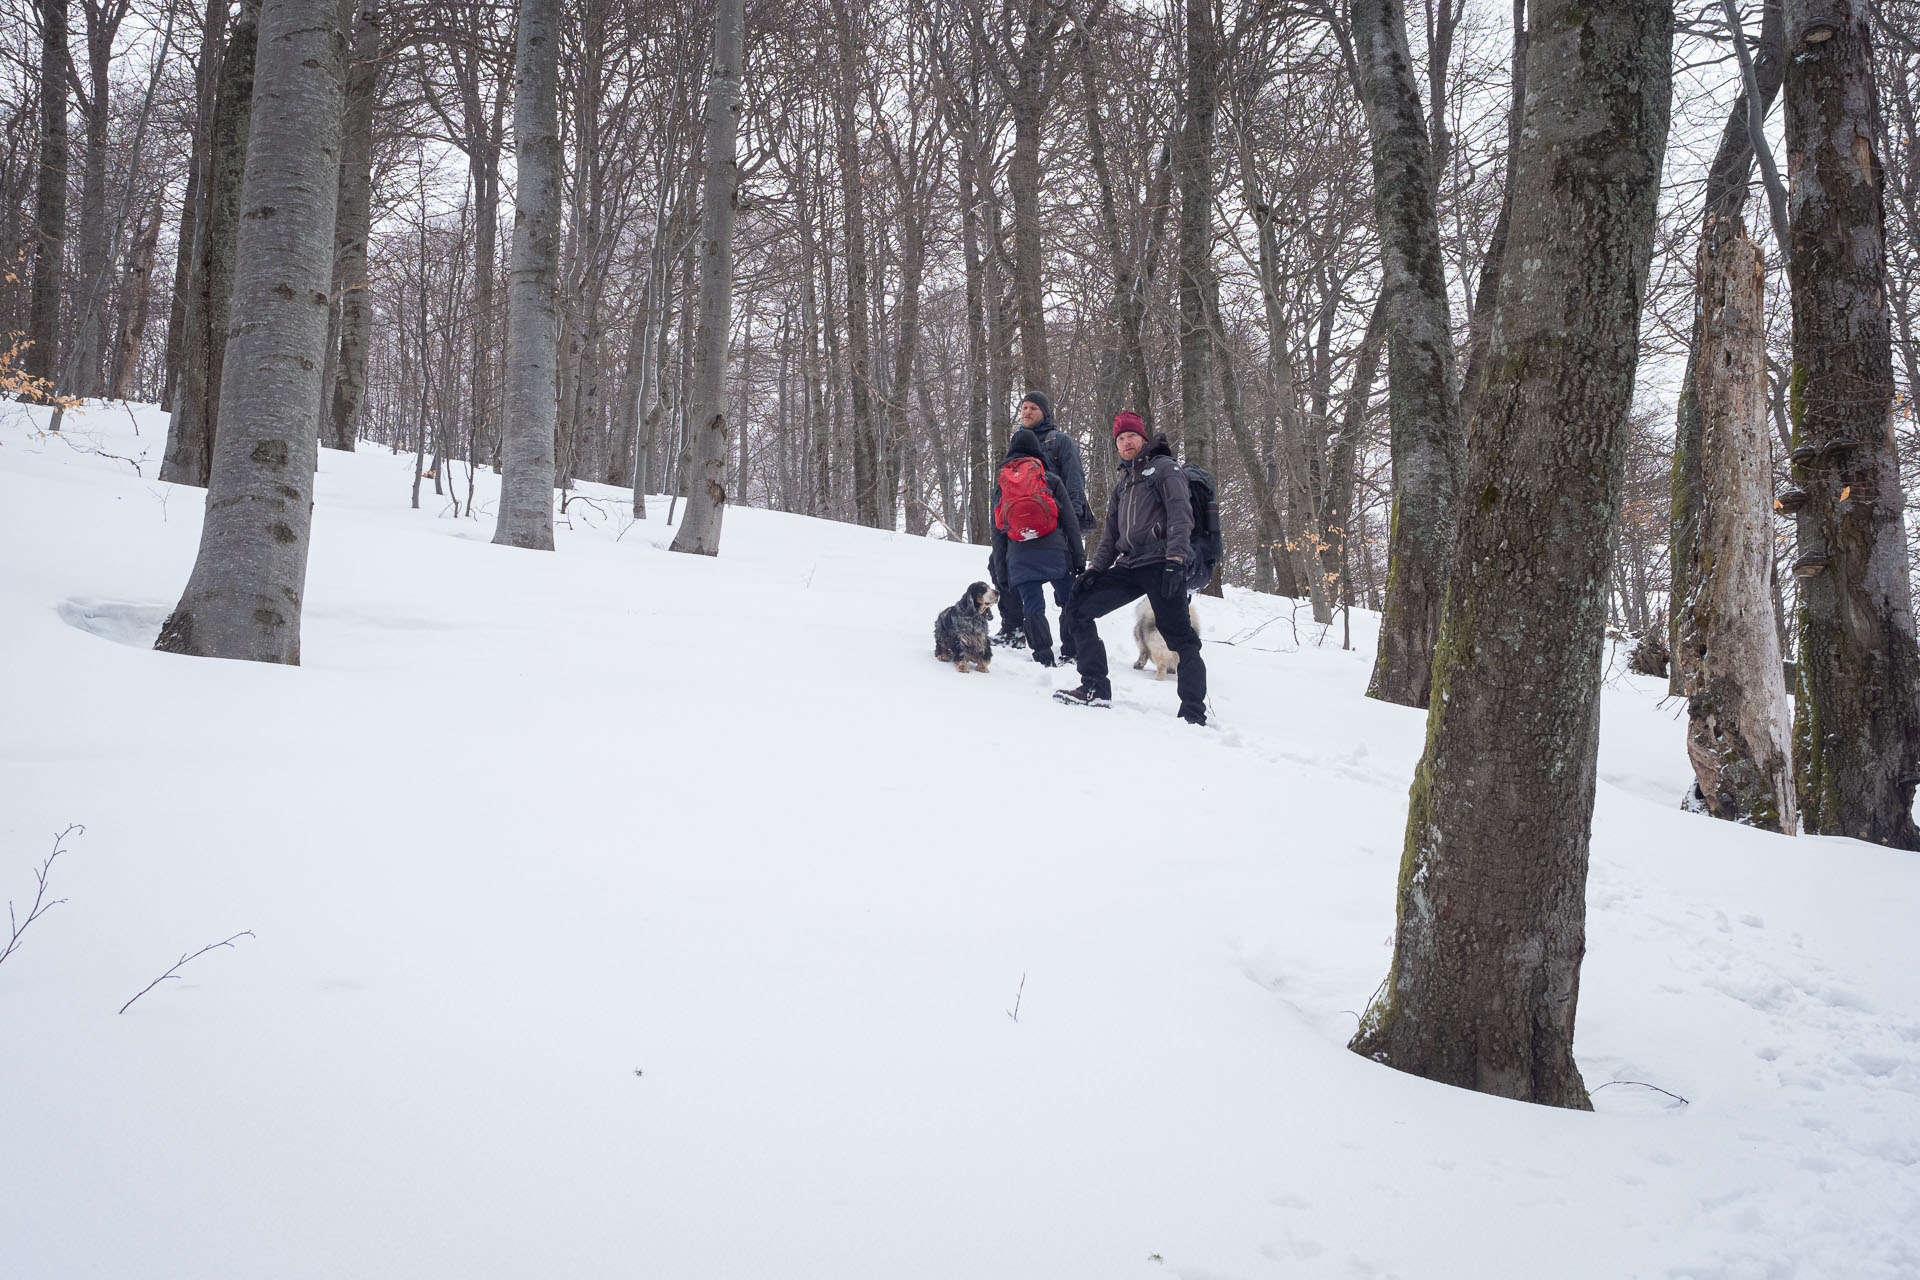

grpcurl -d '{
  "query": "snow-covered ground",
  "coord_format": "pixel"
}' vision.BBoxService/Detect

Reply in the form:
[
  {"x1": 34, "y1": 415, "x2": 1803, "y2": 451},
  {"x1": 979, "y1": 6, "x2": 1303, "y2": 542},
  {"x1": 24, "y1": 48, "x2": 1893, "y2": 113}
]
[{"x1": 3, "y1": 400, "x2": 1917, "y2": 1280}]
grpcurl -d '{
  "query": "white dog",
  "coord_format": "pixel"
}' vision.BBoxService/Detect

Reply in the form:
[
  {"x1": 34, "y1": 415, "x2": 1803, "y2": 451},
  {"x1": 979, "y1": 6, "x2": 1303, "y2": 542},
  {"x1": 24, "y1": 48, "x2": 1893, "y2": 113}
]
[{"x1": 1132, "y1": 597, "x2": 1200, "y2": 681}]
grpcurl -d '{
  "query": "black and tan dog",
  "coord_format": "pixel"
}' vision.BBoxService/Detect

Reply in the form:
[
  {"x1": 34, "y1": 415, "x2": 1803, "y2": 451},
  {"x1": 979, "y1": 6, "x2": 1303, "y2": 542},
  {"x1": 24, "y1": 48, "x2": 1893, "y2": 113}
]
[{"x1": 934, "y1": 582, "x2": 999, "y2": 673}]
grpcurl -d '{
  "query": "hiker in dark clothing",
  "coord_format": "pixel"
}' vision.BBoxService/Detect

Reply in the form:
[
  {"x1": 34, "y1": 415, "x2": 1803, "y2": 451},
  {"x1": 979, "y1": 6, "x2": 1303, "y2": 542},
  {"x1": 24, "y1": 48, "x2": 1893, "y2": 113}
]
[
  {"x1": 992, "y1": 390, "x2": 1090, "y2": 648},
  {"x1": 990, "y1": 428, "x2": 1084, "y2": 667},
  {"x1": 1017, "y1": 391, "x2": 1092, "y2": 527},
  {"x1": 1055, "y1": 411, "x2": 1208, "y2": 725}
]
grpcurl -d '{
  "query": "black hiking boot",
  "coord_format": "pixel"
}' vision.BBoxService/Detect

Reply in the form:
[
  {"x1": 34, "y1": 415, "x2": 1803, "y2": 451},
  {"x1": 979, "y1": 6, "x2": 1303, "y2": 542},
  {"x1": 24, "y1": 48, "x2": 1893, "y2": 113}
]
[
  {"x1": 996, "y1": 628, "x2": 1027, "y2": 651},
  {"x1": 1053, "y1": 683, "x2": 1112, "y2": 708}
]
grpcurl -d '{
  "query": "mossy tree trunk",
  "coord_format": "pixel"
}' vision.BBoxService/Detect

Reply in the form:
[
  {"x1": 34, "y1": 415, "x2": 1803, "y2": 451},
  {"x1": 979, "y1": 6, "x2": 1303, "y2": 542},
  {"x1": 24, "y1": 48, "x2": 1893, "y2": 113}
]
[
  {"x1": 1785, "y1": 0, "x2": 1920, "y2": 847},
  {"x1": 153, "y1": 0, "x2": 347, "y2": 664},
  {"x1": 1349, "y1": 0, "x2": 1672, "y2": 1109},
  {"x1": 1354, "y1": 0, "x2": 1466, "y2": 709},
  {"x1": 1680, "y1": 230, "x2": 1797, "y2": 832}
]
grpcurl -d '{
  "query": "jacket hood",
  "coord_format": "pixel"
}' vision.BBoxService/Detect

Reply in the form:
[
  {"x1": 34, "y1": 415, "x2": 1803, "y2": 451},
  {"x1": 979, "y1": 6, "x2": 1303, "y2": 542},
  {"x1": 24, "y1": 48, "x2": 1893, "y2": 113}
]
[{"x1": 1006, "y1": 428, "x2": 1045, "y2": 462}]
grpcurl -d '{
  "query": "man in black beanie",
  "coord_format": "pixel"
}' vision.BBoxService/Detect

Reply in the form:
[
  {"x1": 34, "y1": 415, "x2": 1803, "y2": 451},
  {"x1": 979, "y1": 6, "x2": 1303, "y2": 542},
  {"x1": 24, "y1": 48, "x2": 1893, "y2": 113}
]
[{"x1": 990, "y1": 390, "x2": 1090, "y2": 649}]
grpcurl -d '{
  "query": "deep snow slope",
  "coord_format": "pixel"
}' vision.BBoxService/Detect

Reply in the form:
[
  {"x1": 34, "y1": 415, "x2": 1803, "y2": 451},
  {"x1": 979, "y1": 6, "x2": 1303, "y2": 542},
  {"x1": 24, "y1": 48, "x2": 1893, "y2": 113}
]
[{"x1": 2, "y1": 401, "x2": 1917, "y2": 1280}]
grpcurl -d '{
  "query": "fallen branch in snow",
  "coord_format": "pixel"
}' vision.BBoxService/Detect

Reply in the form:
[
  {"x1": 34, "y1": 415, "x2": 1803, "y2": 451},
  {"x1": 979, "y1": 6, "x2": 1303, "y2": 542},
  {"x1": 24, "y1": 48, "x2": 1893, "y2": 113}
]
[
  {"x1": 1592, "y1": 1079, "x2": 1690, "y2": 1106},
  {"x1": 0, "y1": 824, "x2": 83, "y2": 972},
  {"x1": 42, "y1": 424, "x2": 145, "y2": 477},
  {"x1": 1006, "y1": 972, "x2": 1026, "y2": 1023},
  {"x1": 118, "y1": 930, "x2": 255, "y2": 1014}
]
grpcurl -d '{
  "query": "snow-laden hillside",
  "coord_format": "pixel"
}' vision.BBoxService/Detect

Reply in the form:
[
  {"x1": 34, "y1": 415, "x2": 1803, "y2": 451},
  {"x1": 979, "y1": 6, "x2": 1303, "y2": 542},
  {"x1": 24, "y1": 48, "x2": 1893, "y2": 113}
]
[{"x1": 3, "y1": 400, "x2": 1917, "y2": 1280}]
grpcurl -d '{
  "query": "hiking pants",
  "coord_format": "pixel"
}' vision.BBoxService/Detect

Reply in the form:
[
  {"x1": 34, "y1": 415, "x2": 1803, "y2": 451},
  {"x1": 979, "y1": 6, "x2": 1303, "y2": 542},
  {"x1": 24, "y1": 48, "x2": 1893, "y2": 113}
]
[
  {"x1": 1062, "y1": 563, "x2": 1205, "y2": 717},
  {"x1": 1015, "y1": 578, "x2": 1076, "y2": 661}
]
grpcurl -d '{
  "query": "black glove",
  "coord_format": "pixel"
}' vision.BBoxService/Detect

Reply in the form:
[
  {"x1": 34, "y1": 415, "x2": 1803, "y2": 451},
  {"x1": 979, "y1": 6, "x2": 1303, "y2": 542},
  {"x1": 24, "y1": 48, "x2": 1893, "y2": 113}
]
[{"x1": 1160, "y1": 559, "x2": 1187, "y2": 598}]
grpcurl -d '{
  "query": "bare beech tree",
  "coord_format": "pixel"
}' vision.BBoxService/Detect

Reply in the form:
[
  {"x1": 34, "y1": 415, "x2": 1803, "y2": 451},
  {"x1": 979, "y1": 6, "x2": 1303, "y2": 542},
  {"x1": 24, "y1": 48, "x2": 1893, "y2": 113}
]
[
  {"x1": 668, "y1": 0, "x2": 745, "y2": 555},
  {"x1": 155, "y1": 0, "x2": 348, "y2": 664},
  {"x1": 1350, "y1": 0, "x2": 1672, "y2": 1109},
  {"x1": 491, "y1": 0, "x2": 561, "y2": 551}
]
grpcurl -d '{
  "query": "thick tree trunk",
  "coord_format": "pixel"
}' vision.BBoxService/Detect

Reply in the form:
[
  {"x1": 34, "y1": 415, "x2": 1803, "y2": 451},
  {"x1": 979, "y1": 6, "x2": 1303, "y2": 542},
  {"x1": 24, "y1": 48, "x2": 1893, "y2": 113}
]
[
  {"x1": 108, "y1": 194, "x2": 162, "y2": 399},
  {"x1": 1084, "y1": 45, "x2": 1165, "y2": 469},
  {"x1": 1785, "y1": 0, "x2": 1920, "y2": 847},
  {"x1": 795, "y1": 183, "x2": 828, "y2": 519},
  {"x1": 26, "y1": 0, "x2": 69, "y2": 390},
  {"x1": 830, "y1": 0, "x2": 880, "y2": 527},
  {"x1": 1355, "y1": 0, "x2": 1466, "y2": 709},
  {"x1": 887, "y1": 207, "x2": 925, "y2": 534},
  {"x1": 491, "y1": 0, "x2": 560, "y2": 550},
  {"x1": 1349, "y1": 0, "x2": 1672, "y2": 1108},
  {"x1": 1669, "y1": 0, "x2": 1784, "y2": 694},
  {"x1": 959, "y1": 143, "x2": 991, "y2": 543},
  {"x1": 160, "y1": 0, "x2": 257, "y2": 487},
  {"x1": 67, "y1": 0, "x2": 125, "y2": 400},
  {"x1": 471, "y1": 143, "x2": 502, "y2": 469},
  {"x1": 1174, "y1": 0, "x2": 1217, "y2": 479},
  {"x1": 323, "y1": 2, "x2": 379, "y2": 453},
  {"x1": 162, "y1": 0, "x2": 228, "y2": 413},
  {"x1": 668, "y1": 0, "x2": 743, "y2": 555},
  {"x1": 154, "y1": 0, "x2": 346, "y2": 664},
  {"x1": 1008, "y1": 92, "x2": 1050, "y2": 392},
  {"x1": 1680, "y1": 231, "x2": 1796, "y2": 831}
]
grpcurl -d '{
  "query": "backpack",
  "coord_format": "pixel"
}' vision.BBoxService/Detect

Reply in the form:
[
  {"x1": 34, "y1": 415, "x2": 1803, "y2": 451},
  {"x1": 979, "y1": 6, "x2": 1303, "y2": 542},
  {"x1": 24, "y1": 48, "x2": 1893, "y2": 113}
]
[
  {"x1": 994, "y1": 458, "x2": 1059, "y2": 541},
  {"x1": 1182, "y1": 463, "x2": 1222, "y2": 590}
]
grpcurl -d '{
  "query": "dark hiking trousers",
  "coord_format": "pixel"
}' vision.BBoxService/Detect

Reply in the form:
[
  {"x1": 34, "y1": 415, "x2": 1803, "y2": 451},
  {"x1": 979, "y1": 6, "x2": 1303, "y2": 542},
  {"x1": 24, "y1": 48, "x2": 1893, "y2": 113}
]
[
  {"x1": 1062, "y1": 563, "x2": 1206, "y2": 717},
  {"x1": 1016, "y1": 578, "x2": 1076, "y2": 662}
]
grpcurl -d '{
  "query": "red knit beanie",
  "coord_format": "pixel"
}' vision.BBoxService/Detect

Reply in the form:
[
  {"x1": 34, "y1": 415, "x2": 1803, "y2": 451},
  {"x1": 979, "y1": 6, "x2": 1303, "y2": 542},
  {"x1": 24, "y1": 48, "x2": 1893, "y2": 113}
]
[{"x1": 1112, "y1": 411, "x2": 1146, "y2": 441}]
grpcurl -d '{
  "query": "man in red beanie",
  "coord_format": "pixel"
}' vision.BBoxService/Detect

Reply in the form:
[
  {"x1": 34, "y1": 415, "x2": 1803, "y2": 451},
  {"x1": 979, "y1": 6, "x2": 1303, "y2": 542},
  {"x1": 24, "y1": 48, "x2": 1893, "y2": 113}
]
[{"x1": 1054, "y1": 411, "x2": 1208, "y2": 724}]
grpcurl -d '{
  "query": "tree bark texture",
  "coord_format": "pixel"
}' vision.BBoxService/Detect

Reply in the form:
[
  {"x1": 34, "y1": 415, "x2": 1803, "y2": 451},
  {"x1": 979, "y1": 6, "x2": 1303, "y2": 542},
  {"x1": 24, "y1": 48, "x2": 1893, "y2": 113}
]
[
  {"x1": 161, "y1": 0, "x2": 228, "y2": 413},
  {"x1": 669, "y1": 0, "x2": 743, "y2": 556},
  {"x1": 491, "y1": 0, "x2": 561, "y2": 550},
  {"x1": 1668, "y1": 0, "x2": 1784, "y2": 693},
  {"x1": 1008, "y1": 84, "x2": 1050, "y2": 392},
  {"x1": 160, "y1": 0, "x2": 258, "y2": 487},
  {"x1": 1175, "y1": 0, "x2": 1217, "y2": 478},
  {"x1": 1355, "y1": 0, "x2": 1466, "y2": 709},
  {"x1": 323, "y1": 2, "x2": 380, "y2": 453},
  {"x1": 831, "y1": 0, "x2": 881, "y2": 527},
  {"x1": 154, "y1": 0, "x2": 347, "y2": 664},
  {"x1": 1349, "y1": 0, "x2": 1673, "y2": 1108},
  {"x1": 66, "y1": 0, "x2": 127, "y2": 400},
  {"x1": 27, "y1": 0, "x2": 70, "y2": 388},
  {"x1": 1680, "y1": 231, "x2": 1797, "y2": 832},
  {"x1": 1785, "y1": 0, "x2": 1920, "y2": 847}
]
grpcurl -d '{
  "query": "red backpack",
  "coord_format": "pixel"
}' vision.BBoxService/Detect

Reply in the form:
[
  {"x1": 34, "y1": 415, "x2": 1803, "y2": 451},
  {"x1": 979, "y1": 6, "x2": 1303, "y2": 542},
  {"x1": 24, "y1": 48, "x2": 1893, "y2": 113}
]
[{"x1": 994, "y1": 458, "x2": 1059, "y2": 541}]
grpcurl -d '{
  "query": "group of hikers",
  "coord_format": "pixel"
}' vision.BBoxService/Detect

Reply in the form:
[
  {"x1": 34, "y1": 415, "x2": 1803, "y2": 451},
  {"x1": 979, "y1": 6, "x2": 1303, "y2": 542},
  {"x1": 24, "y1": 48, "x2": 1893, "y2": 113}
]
[{"x1": 988, "y1": 390, "x2": 1210, "y2": 727}]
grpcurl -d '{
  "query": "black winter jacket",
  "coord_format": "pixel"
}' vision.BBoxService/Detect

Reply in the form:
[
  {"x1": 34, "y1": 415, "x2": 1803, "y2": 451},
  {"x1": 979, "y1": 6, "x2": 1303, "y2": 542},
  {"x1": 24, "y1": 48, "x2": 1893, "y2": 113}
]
[
  {"x1": 1090, "y1": 435, "x2": 1192, "y2": 572},
  {"x1": 1029, "y1": 421, "x2": 1092, "y2": 527}
]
